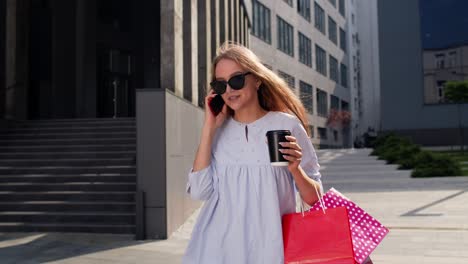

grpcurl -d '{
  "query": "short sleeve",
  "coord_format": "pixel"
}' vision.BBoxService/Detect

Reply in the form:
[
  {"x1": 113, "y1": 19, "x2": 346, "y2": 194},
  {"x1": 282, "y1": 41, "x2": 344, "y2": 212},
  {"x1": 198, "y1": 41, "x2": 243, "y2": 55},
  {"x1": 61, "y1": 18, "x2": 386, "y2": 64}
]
[
  {"x1": 291, "y1": 120, "x2": 323, "y2": 193},
  {"x1": 186, "y1": 165, "x2": 215, "y2": 201}
]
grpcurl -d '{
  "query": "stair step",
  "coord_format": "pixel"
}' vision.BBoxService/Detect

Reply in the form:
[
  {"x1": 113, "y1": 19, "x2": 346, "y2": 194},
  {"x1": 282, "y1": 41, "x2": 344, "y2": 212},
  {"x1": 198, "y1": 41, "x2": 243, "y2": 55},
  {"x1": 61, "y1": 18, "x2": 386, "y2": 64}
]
[
  {"x1": 7, "y1": 119, "x2": 135, "y2": 128},
  {"x1": 7, "y1": 122, "x2": 136, "y2": 130},
  {"x1": 0, "y1": 118, "x2": 137, "y2": 234},
  {"x1": 0, "y1": 151, "x2": 136, "y2": 159},
  {"x1": 0, "y1": 144, "x2": 136, "y2": 152},
  {"x1": 0, "y1": 174, "x2": 136, "y2": 183},
  {"x1": 0, "y1": 182, "x2": 136, "y2": 192},
  {"x1": 11, "y1": 117, "x2": 135, "y2": 123},
  {"x1": 0, "y1": 158, "x2": 135, "y2": 166},
  {"x1": 0, "y1": 165, "x2": 136, "y2": 175},
  {"x1": 0, "y1": 126, "x2": 136, "y2": 134},
  {"x1": 0, "y1": 211, "x2": 135, "y2": 224},
  {"x1": 0, "y1": 201, "x2": 135, "y2": 212},
  {"x1": 0, "y1": 222, "x2": 135, "y2": 234},
  {"x1": 0, "y1": 191, "x2": 136, "y2": 202},
  {"x1": 0, "y1": 138, "x2": 136, "y2": 146},
  {"x1": 0, "y1": 131, "x2": 136, "y2": 140}
]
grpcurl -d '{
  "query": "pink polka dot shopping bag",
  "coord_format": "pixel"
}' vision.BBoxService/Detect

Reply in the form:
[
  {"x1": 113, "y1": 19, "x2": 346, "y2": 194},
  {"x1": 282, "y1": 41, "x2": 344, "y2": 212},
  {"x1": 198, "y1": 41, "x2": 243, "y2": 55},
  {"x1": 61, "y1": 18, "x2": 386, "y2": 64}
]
[{"x1": 310, "y1": 188, "x2": 390, "y2": 264}]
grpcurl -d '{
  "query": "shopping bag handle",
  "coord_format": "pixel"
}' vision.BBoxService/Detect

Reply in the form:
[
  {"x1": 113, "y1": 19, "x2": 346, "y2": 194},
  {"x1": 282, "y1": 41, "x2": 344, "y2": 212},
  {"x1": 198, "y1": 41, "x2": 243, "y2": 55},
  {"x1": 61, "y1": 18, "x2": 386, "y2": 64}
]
[{"x1": 299, "y1": 181, "x2": 326, "y2": 216}]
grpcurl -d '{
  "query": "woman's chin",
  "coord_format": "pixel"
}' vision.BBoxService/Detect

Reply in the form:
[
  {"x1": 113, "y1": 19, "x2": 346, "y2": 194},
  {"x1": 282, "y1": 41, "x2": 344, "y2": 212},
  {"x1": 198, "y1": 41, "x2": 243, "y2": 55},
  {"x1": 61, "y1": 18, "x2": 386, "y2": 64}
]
[{"x1": 226, "y1": 103, "x2": 242, "y2": 111}]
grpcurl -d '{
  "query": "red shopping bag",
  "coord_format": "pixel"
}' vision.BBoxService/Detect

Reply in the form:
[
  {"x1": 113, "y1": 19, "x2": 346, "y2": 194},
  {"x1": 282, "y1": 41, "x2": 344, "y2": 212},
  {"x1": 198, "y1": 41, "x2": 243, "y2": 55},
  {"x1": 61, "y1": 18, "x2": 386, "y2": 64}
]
[
  {"x1": 282, "y1": 206, "x2": 355, "y2": 264},
  {"x1": 310, "y1": 188, "x2": 389, "y2": 264}
]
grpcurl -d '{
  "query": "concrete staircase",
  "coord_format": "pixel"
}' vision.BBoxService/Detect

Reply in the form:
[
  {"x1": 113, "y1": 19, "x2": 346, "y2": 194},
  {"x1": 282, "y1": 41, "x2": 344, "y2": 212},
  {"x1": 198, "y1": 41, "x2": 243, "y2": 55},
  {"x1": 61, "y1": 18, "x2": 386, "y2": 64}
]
[
  {"x1": 316, "y1": 148, "x2": 412, "y2": 192},
  {"x1": 0, "y1": 118, "x2": 137, "y2": 234}
]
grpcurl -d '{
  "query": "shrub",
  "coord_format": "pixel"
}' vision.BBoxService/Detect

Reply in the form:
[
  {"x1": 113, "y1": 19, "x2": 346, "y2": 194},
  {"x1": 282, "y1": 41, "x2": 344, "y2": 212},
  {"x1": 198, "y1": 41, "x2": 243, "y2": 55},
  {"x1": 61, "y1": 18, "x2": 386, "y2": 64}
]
[
  {"x1": 374, "y1": 136, "x2": 413, "y2": 161},
  {"x1": 411, "y1": 152, "x2": 462, "y2": 177},
  {"x1": 395, "y1": 145, "x2": 422, "y2": 168},
  {"x1": 371, "y1": 134, "x2": 411, "y2": 157},
  {"x1": 369, "y1": 134, "x2": 462, "y2": 177}
]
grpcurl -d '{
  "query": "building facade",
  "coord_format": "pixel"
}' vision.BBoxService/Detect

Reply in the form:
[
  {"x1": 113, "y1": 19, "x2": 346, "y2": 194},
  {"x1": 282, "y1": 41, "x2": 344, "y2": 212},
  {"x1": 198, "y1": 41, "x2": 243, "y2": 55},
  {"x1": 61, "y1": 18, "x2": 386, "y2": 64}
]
[
  {"x1": 0, "y1": 0, "x2": 251, "y2": 239},
  {"x1": 354, "y1": 0, "x2": 381, "y2": 142},
  {"x1": 249, "y1": 0, "x2": 352, "y2": 148},
  {"x1": 423, "y1": 44, "x2": 468, "y2": 104},
  {"x1": 377, "y1": 0, "x2": 468, "y2": 146}
]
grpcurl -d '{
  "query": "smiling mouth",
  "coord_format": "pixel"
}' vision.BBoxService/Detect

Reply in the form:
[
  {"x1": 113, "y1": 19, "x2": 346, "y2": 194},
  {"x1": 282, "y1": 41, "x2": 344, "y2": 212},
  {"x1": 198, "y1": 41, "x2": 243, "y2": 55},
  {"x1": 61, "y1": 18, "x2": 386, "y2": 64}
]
[{"x1": 228, "y1": 95, "x2": 240, "y2": 101}]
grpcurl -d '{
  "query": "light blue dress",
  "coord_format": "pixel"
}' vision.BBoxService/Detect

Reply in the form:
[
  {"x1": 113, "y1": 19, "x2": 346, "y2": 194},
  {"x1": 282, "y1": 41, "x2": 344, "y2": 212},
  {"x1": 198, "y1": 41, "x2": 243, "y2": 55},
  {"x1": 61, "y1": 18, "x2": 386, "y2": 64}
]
[{"x1": 183, "y1": 111, "x2": 322, "y2": 264}]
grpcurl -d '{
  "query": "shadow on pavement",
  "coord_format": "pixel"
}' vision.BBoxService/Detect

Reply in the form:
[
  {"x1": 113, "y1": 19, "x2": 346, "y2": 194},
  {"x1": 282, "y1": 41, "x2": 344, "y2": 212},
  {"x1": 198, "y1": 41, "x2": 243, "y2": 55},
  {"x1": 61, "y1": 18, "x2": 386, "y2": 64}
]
[{"x1": 0, "y1": 232, "x2": 154, "y2": 264}]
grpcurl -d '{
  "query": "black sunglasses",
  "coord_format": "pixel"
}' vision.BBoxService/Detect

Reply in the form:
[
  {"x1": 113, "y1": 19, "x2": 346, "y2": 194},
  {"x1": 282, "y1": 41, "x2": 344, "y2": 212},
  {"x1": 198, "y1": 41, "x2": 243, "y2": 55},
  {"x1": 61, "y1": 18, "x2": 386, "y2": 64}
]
[{"x1": 210, "y1": 72, "x2": 252, "y2": 95}]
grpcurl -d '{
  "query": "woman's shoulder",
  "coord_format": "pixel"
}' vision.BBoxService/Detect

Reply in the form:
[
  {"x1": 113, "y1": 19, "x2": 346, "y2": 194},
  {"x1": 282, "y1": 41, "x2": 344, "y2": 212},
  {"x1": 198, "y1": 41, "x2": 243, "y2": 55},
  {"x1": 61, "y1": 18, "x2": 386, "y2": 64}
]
[{"x1": 268, "y1": 111, "x2": 301, "y2": 125}]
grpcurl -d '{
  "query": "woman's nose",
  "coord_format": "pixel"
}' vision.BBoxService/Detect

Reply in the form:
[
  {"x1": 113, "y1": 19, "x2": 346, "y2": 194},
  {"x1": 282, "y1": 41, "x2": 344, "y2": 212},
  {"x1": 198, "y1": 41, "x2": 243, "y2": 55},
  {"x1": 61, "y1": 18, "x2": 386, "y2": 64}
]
[{"x1": 225, "y1": 84, "x2": 234, "y2": 93}]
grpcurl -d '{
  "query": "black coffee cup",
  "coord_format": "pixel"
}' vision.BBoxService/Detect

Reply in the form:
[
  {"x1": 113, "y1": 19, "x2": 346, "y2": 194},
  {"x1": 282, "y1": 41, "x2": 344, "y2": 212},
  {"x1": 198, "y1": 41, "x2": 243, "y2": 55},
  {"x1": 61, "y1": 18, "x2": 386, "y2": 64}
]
[{"x1": 266, "y1": 130, "x2": 291, "y2": 166}]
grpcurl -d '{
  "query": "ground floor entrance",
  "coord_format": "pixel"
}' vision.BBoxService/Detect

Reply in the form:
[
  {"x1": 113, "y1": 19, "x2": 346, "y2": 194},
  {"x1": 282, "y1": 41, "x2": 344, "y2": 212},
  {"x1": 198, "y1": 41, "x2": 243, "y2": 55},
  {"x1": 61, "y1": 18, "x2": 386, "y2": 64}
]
[{"x1": 0, "y1": 0, "x2": 160, "y2": 120}]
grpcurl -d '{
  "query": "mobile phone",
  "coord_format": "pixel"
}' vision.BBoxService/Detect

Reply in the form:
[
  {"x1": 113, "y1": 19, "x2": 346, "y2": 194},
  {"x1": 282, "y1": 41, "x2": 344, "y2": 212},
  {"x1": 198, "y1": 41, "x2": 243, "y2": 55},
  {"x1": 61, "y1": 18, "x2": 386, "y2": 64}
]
[{"x1": 209, "y1": 94, "x2": 225, "y2": 116}]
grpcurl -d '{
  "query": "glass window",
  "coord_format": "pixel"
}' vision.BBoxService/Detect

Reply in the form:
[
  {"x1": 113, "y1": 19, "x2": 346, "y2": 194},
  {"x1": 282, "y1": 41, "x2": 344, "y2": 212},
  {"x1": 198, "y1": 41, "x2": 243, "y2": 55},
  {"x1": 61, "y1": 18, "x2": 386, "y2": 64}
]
[
  {"x1": 341, "y1": 100, "x2": 349, "y2": 111},
  {"x1": 316, "y1": 88, "x2": 328, "y2": 117},
  {"x1": 340, "y1": 63, "x2": 348, "y2": 88},
  {"x1": 252, "y1": 0, "x2": 272, "y2": 44},
  {"x1": 278, "y1": 70, "x2": 296, "y2": 90},
  {"x1": 339, "y1": 28, "x2": 346, "y2": 52},
  {"x1": 329, "y1": 55, "x2": 339, "y2": 82},
  {"x1": 277, "y1": 16, "x2": 294, "y2": 56},
  {"x1": 330, "y1": 95, "x2": 340, "y2": 110},
  {"x1": 300, "y1": 81, "x2": 314, "y2": 113},
  {"x1": 314, "y1": 2, "x2": 325, "y2": 34},
  {"x1": 339, "y1": 0, "x2": 345, "y2": 17},
  {"x1": 299, "y1": 32, "x2": 312, "y2": 67},
  {"x1": 328, "y1": 16, "x2": 337, "y2": 45},
  {"x1": 316, "y1": 45, "x2": 327, "y2": 76},
  {"x1": 297, "y1": 0, "x2": 311, "y2": 21},
  {"x1": 317, "y1": 127, "x2": 328, "y2": 139}
]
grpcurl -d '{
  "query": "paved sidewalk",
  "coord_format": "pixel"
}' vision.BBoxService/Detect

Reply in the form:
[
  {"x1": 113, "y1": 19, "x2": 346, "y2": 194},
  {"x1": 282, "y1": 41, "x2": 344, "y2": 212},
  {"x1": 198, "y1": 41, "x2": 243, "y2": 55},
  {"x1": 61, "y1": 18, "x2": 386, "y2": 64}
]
[
  {"x1": 1, "y1": 149, "x2": 467, "y2": 263},
  {"x1": 318, "y1": 149, "x2": 468, "y2": 263}
]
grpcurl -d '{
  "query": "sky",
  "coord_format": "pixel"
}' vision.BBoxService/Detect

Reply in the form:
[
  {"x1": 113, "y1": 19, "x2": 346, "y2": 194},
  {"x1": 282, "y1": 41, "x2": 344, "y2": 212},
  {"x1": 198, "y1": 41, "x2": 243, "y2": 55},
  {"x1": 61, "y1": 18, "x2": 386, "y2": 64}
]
[{"x1": 419, "y1": 0, "x2": 468, "y2": 49}]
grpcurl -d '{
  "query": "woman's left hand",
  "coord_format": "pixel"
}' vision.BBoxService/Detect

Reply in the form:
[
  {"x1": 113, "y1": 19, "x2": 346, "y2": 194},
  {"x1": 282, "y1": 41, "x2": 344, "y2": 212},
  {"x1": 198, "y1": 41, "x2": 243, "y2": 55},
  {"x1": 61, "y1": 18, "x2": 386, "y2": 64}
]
[{"x1": 279, "y1": 135, "x2": 302, "y2": 172}]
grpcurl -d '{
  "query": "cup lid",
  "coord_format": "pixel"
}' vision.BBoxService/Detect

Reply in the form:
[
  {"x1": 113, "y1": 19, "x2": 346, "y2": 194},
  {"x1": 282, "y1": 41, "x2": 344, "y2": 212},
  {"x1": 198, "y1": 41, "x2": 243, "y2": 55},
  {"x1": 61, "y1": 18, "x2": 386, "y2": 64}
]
[{"x1": 266, "y1": 130, "x2": 291, "y2": 136}]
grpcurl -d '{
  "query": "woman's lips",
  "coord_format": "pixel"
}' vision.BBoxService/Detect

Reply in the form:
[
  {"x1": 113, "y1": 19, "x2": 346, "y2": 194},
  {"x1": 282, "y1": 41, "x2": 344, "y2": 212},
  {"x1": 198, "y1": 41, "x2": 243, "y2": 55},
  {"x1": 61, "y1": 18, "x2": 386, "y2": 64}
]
[{"x1": 228, "y1": 95, "x2": 240, "y2": 101}]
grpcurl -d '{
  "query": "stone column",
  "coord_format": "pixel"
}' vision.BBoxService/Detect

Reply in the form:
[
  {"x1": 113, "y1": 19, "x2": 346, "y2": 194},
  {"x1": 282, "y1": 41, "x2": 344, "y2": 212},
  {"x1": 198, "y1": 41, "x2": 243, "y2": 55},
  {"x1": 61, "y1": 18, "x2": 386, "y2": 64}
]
[
  {"x1": 235, "y1": 0, "x2": 239, "y2": 43},
  {"x1": 5, "y1": 0, "x2": 29, "y2": 120},
  {"x1": 0, "y1": 0, "x2": 5, "y2": 118},
  {"x1": 190, "y1": 0, "x2": 198, "y2": 106},
  {"x1": 182, "y1": 0, "x2": 197, "y2": 103},
  {"x1": 197, "y1": 0, "x2": 209, "y2": 107},
  {"x1": 160, "y1": 0, "x2": 184, "y2": 97},
  {"x1": 210, "y1": 0, "x2": 219, "y2": 59},
  {"x1": 239, "y1": 7, "x2": 245, "y2": 45},
  {"x1": 75, "y1": 0, "x2": 85, "y2": 117}
]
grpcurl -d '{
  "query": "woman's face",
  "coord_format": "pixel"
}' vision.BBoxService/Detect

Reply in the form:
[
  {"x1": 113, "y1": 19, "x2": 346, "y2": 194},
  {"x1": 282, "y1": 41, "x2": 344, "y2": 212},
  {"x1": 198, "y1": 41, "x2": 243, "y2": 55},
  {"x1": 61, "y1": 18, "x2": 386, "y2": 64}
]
[{"x1": 214, "y1": 58, "x2": 259, "y2": 112}]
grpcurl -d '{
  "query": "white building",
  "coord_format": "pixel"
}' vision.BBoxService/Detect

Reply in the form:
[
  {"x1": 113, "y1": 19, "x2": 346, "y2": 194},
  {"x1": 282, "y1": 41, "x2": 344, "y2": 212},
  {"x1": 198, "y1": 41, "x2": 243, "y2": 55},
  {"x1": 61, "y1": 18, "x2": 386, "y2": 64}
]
[
  {"x1": 250, "y1": 0, "x2": 351, "y2": 148},
  {"x1": 423, "y1": 44, "x2": 468, "y2": 104}
]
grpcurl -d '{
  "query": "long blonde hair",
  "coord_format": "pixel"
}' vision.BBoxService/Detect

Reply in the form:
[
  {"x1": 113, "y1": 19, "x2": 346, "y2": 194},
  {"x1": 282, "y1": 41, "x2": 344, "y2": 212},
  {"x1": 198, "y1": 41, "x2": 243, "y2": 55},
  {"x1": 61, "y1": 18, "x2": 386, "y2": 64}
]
[{"x1": 211, "y1": 42, "x2": 311, "y2": 136}]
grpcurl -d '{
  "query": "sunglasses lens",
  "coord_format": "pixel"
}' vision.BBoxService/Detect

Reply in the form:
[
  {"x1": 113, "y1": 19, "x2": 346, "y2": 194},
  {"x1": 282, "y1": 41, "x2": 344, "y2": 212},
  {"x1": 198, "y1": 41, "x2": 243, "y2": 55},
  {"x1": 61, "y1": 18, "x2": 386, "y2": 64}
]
[
  {"x1": 229, "y1": 74, "x2": 245, "y2": 90},
  {"x1": 211, "y1": 81, "x2": 226, "y2": 94}
]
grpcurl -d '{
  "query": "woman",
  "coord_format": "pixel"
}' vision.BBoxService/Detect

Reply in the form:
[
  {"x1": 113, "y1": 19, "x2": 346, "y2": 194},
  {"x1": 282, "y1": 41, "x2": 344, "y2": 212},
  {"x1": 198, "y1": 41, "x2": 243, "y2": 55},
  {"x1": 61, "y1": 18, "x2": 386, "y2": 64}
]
[{"x1": 183, "y1": 42, "x2": 323, "y2": 263}]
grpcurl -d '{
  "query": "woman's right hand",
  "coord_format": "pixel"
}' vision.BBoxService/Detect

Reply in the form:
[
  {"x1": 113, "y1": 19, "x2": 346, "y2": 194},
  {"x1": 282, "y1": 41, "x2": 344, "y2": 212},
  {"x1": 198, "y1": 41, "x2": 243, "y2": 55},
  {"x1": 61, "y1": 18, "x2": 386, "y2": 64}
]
[{"x1": 204, "y1": 90, "x2": 228, "y2": 131}]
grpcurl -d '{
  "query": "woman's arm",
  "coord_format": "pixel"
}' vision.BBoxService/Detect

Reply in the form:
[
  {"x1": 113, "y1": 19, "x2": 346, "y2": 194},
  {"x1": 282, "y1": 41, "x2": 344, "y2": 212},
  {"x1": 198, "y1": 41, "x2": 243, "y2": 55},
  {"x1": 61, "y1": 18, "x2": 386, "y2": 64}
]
[
  {"x1": 192, "y1": 90, "x2": 228, "y2": 171},
  {"x1": 280, "y1": 135, "x2": 322, "y2": 206},
  {"x1": 192, "y1": 126, "x2": 216, "y2": 172},
  {"x1": 289, "y1": 166, "x2": 321, "y2": 206}
]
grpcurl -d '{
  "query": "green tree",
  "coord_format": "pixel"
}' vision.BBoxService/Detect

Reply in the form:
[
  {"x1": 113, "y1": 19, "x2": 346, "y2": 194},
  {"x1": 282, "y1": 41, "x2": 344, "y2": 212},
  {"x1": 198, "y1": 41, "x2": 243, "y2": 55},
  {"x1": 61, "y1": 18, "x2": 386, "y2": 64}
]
[{"x1": 444, "y1": 81, "x2": 468, "y2": 154}]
